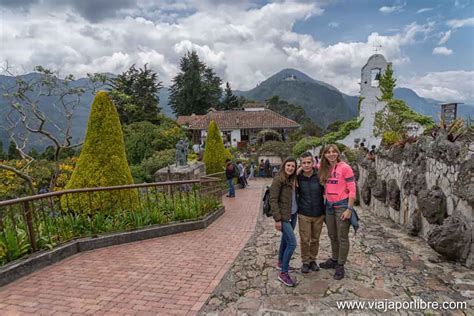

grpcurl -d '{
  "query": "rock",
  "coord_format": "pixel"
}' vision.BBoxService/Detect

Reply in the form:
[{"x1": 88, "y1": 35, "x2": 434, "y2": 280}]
[
  {"x1": 406, "y1": 209, "x2": 422, "y2": 236},
  {"x1": 361, "y1": 180, "x2": 371, "y2": 205},
  {"x1": 427, "y1": 214, "x2": 471, "y2": 261},
  {"x1": 236, "y1": 280, "x2": 250, "y2": 291},
  {"x1": 237, "y1": 298, "x2": 261, "y2": 311},
  {"x1": 353, "y1": 286, "x2": 393, "y2": 299},
  {"x1": 208, "y1": 297, "x2": 222, "y2": 306},
  {"x1": 367, "y1": 169, "x2": 377, "y2": 189},
  {"x1": 243, "y1": 290, "x2": 262, "y2": 299},
  {"x1": 417, "y1": 187, "x2": 446, "y2": 225},
  {"x1": 453, "y1": 158, "x2": 474, "y2": 208},
  {"x1": 372, "y1": 179, "x2": 387, "y2": 202},
  {"x1": 387, "y1": 179, "x2": 401, "y2": 211}
]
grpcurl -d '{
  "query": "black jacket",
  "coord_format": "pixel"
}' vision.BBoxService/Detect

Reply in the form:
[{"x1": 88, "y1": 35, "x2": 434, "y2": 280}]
[{"x1": 297, "y1": 169, "x2": 325, "y2": 217}]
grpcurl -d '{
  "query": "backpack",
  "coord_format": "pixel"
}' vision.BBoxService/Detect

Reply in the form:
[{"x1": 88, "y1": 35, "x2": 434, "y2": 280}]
[{"x1": 262, "y1": 186, "x2": 272, "y2": 217}]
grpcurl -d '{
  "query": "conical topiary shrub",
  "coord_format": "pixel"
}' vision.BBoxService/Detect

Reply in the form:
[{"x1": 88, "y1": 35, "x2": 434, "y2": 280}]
[
  {"x1": 203, "y1": 120, "x2": 230, "y2": 175},
  {"x1": 62, "y1": 91, "x2": 137, "y2": 214}
]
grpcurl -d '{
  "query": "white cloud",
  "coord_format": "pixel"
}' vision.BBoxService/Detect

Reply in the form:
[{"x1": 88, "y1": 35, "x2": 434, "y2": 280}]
[
  {"x1": 400, "y1": 71, "x2": 474, "y2": 102},
  {"x1": 432, "y1": 46, "x2": 453, "y2": 55},
  {"x1": 416, "y1": 7, "x2": 433, "y2": 14},
  {"x1": 328, "y1": 21, "x2": 339, "y2": 28},
  {"x1": 447, "y1": 17, "x2": 474, "y2": 29},
  {"x1": 438, "y1": 30, "x2": 452, "y2": 45},
  {"x1": 379, "y1": 4, "x2": 404, "y2": 14},
  {"x1": 2, "y1": 0, "x2": 470, "y2": 104}
]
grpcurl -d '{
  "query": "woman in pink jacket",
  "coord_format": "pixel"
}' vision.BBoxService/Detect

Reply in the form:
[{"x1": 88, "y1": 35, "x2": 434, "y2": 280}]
[{"x1": 318, "y1": 144, "x2": 357, "y2": 280}]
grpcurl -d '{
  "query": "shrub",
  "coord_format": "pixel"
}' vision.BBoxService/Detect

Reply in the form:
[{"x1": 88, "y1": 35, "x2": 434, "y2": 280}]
[
  {"x1": 62, "y1": 91, "x2": 137, "y2": 214},
  {"x1": 382, "y1": 131, "x2": 403, "y2": 146},
  {"x1": 132, "y1": 149, "x2": 175, "y2": 183},
  {"x1": 123, "y1": 116, "x2": 186, "y2": 165},
  {"x1": 203, "y1": 121, "x2": 228, "y2": 174},
  {"x1": 258, "y1": 141, "x2": 294, "y2": 160}
]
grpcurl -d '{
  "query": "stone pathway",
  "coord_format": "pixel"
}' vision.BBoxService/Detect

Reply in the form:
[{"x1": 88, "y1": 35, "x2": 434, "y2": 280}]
[
  {"x1": 201, "y1": 187, "x2": 474, "y2": 315},
  {"x1": 0, "y1": 179, "x2": 266, "y2": 315}
]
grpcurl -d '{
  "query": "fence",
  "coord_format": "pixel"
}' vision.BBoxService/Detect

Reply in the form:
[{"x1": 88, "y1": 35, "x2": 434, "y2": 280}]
[{"x1": 0, "y1": 175, "x2": 225, "y2": 266}]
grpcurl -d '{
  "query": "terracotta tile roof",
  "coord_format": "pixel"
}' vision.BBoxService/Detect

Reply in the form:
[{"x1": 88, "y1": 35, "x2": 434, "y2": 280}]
[
  {"x1": 176, "y1": 115, "x2": 205, "y2": 126},
  {"x1": 184, "y1": 109, "x2": 300, "y2": 130}
]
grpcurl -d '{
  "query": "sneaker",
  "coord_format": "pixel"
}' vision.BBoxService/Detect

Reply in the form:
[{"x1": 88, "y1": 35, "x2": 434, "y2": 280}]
[
  {"x1": 334, "y1": 264, "x2": 345, "y2": 280},
  {"x1": 277, "y1": 262, "x2": 296, "y2": 271},
  {"x1": 301, "y1": 263, "x2": 311, "y2": 273},
  {"x1": 278, "y1": 272, "x2": 296, "y2": 287},
  {"x1": 309, "y1": 261, "x2": 320, "y2": 271},
  {"x1": 319, "y1": 258, "x2": 338, "y2": 269}
]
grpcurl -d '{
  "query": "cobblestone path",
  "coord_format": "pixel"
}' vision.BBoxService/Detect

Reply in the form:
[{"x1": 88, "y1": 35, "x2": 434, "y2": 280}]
[
  {"x1": 201, "y1": 184, "x2": 473, "y2": 315},
  {"x1": 0, "y1": 180, "x2": 266, "y2": 315}
]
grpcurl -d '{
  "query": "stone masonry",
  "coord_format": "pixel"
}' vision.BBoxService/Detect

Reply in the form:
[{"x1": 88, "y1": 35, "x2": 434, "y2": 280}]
[{"x1": 201, "y1": 193, "x2": 473, "y2": 315}]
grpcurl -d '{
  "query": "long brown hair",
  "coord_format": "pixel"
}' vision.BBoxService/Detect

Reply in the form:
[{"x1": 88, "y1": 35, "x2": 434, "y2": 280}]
[
  {"x1": 278, "y1": 157, "x2": 297, "y2": 184},
  {"x1": 319, "y1": 144, "x2": 341, "y2": 185}
]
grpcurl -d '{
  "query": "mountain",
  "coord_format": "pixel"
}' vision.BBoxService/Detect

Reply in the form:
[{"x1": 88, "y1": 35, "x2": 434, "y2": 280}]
[
  {"x1": 394, "y1": 87, "x2": 474, "y2": 120},
  {"x1": 235, "y1": 69, "x2": 358, "y2": 128},
  {"x1": 0, "y1": 73, "x2": 173, "y2": 152}
]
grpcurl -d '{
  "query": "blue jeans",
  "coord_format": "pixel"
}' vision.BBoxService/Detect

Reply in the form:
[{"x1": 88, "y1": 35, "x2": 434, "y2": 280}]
[
  {"x1": 278, "y1": 213, "x2": 297, "y2": 273},
  {"x1": 227, "y1": 178, "x2": 235, "y2": 197}
]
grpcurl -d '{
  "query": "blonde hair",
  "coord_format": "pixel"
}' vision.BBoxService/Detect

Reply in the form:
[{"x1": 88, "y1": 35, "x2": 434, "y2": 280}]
[{"x1": 319, "y1": 144, "x2": 341, "y2": 185}]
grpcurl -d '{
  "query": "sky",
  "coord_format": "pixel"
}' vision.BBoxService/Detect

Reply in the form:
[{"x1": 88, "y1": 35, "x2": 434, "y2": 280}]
[{"x1": 0, "y1": 0, "x2": 473, "y2": 103}]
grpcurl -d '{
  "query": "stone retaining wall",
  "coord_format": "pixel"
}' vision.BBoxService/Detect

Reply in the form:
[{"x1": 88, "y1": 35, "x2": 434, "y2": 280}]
[{"x1": 357, "y1": 132, "x2": 473, "y2": 268}]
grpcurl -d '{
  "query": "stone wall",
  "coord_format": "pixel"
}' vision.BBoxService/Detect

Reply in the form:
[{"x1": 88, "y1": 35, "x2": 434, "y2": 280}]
[{"x1": 357, "y1": 131, "x2": 473, "y2": 267}]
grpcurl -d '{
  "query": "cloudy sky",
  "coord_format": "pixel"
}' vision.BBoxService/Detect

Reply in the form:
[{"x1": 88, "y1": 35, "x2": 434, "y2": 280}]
[{"x1": 1, "y1": 0, "x2": 473, "y2": 103}]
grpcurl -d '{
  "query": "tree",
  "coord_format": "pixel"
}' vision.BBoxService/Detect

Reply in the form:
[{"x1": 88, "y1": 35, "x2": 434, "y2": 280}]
[
  {"x1": 109, "y1": 64, "x2": 162, "y2": 125},
  {"x1": 221, "y1": 82, "x2": 239, "y2": 110},
  {"x1": 170, "y1": 51, "x2": 222, "y2": 115},
  {"x1": 379, "y1": 63, "x2": 396, "y2": 101},
  {"x1": 203, "y1": 121, "x2": 230, "y2": 174},
  {"x1": 62, "y1": 91, "x2": 137, "y2": 214},
  {"x1": 0, "y1": 64, "x2": 105, "y2": 193},
  {"x1": 7, "y1": 141, "x2": 20, "y2": 160},
  {"x1": 123, "y1": 117, "x2": 186, "y2": 165}
]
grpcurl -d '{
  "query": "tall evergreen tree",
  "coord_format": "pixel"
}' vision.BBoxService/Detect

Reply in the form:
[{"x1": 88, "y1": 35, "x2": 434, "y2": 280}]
[
  {"x1": 221, "y1": 82, "x2": 239, "y2": 110},
  {"x1": 170, "y1": 51, "x2": 223, "y2": 115},
  {"x1": 379, "y1": 63, "x2": 396, "y2": 101},
  {"x1": 109, "y1": 64, "x2": 162, "y2": 125},
  {"x1": 203, "y1": 121, "x2": 231, "y2": 174},
  {"x1": 7, "y1": 141, "x2": 21, "y2": 160}
]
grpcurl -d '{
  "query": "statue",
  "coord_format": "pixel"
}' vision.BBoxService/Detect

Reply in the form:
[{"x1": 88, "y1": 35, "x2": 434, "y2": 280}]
[{"x1": 175, "y1": 139, "x2": 189, "y2": 167}]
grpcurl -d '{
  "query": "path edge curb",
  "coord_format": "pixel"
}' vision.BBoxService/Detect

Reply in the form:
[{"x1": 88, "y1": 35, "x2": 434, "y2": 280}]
[{"x1": 0, "y1": 207, "x2": 225, "y2": 288}]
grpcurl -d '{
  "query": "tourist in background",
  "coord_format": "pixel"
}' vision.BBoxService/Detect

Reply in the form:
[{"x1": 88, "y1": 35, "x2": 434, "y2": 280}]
[
  {"x1": 259, "y1": 159, "x2": 265, "y2": 177},
  {"x1": 270, "y1": 157, "x2": 298, "y2": 287},
  {"x1": 225, "y1": 159, "x2": 236, "y2": 198},
  {"x1": 318, "y1": 144, "x2": 359, "y2": 280},
  {"x1": 248, "y1": 162, "x2": 255, "y2": 180},
  {"x1": 296, "y1": 152, "x2": 325, "y2": 274}
]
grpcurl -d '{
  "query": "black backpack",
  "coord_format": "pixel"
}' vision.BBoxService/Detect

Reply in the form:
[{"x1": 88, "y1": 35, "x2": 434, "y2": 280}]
[{"x1": 262, "y1": 186, "x2": 272, "y2": 217}]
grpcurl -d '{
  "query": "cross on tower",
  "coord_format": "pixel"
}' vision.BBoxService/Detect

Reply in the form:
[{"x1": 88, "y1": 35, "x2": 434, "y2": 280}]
[{"x1": 373, "y1": 44, "x2": 382, "y2": 52}]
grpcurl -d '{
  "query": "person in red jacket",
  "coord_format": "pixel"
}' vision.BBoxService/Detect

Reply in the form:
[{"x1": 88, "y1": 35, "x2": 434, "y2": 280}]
[{"x1": 318, "y1": 144, "x2": 356, "y2": 280}]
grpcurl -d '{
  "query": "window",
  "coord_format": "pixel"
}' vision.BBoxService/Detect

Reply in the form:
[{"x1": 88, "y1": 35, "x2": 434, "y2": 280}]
[{"x1": 371, "y1": 68, "x2": 381, "y2": 87}]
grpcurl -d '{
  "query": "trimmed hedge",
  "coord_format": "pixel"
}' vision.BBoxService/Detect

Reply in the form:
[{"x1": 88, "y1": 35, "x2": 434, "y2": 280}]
[
  {"x1": 62, "y1": 91, "x2": 137, "y2": 214},
  {"x1": 203, "y1": 121, "x2": 229, "y2": 174}
]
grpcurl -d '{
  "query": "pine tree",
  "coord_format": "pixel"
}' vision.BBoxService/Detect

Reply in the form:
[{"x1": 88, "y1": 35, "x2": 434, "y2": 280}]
[
  {"x1": 379, "y1": 63, "x2": 396, "y2": 101},
  {"x1": 62, "y1": 91, "x2": 137, "y2": 214},
  {"x1": 170, "y1": 51, "x2": 222, "y2": 115},
  {"x1": 221, "y1": 82, "x2": 239, "y2": 110},
  {"x1": 109, "y1": 64, "x2": 162, "y2": 125},
  {"x1": 203, "y1": 121, "x2": 230, "y2": 174},
  {"x1": 7, "y1": 141, "x2": 21, "y2": 160},
  {"x1": 28, "y1": 148, "x2": 40, "y2": 159}
]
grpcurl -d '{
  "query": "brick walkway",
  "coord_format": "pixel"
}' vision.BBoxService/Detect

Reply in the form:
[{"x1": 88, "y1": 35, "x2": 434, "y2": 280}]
[{"x1": 0, "y1": 179, "x2": 267, "y2": 315}]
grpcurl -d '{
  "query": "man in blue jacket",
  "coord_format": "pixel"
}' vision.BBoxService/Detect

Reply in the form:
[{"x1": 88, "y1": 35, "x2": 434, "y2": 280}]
[{"x1": 297, "y1": 152, "x2": 325, "y2": 273}]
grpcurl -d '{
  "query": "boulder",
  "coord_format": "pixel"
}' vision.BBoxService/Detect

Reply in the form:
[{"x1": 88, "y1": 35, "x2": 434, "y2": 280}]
[
  {"x1": 417, "y1": 187, "x2": 446, "y2": 225},
  {"x1": 387, "y1": 179, "x2": 401, "y2": 211},
  {"x1": 372, "y1": 179, "x2": 387, "y2": 202},
  {"x1": 367, "y1": 169, "x2": 377, "y2": 189},
  {"x1": 453, "y1": 158, "x2": 474, "y2": 208},
  {"x1": 407, "y1": 209, "x2": 422, "y2": 236},
  {"x1": 427, "y1": 214, "x2": 471, "y2": 261},
  {"x1": 361, "y1": 180, "x2": 371, "y2": 205}
]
